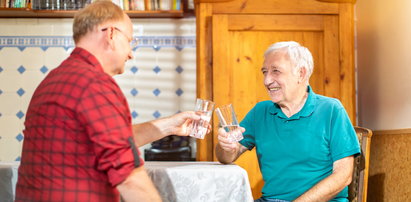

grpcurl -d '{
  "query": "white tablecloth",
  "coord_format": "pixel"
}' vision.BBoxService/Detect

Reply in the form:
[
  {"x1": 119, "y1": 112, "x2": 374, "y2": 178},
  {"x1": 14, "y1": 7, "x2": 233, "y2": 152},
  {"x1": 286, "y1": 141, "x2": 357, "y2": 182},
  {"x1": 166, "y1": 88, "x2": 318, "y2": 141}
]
[
  {"x1": 145, "y1": 161, "x2": 253, "y2": 202},
  {"x1": 0, "y1": 161, "x2": 253, "y2": 202},
  {"x1": 0, "y1": 162, "x2": 19, "y2": 202}
]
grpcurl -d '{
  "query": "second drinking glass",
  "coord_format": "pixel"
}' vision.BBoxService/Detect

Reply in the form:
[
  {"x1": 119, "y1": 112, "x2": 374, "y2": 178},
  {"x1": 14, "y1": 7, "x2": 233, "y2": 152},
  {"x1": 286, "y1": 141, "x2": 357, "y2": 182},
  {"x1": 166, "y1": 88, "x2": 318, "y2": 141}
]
[{"x1": 215, "y1": 104, "x2": 243, "y2": 142}]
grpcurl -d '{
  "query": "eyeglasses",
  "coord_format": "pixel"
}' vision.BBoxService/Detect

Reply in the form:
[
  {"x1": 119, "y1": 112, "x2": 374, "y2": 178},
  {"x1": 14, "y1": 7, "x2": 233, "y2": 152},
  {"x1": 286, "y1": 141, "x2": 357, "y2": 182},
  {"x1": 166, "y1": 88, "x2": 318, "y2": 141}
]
[{"x1": 101, "y1": 27, "x2": 139, "y2": 50}]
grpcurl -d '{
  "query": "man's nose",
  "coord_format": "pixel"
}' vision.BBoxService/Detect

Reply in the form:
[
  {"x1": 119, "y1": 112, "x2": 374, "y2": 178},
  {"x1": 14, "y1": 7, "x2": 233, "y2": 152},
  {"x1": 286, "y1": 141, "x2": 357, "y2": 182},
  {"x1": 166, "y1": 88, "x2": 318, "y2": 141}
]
[{"x1": 264, "y1": 75, "x2": 274, "y2": 86}]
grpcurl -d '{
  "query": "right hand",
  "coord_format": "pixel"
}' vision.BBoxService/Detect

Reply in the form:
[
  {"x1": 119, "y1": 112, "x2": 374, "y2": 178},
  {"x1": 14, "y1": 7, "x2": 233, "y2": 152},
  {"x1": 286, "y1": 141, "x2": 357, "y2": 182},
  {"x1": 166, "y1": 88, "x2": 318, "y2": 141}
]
[{"x1": 217, "y1": 127, "x2": 245, "y2": 153}]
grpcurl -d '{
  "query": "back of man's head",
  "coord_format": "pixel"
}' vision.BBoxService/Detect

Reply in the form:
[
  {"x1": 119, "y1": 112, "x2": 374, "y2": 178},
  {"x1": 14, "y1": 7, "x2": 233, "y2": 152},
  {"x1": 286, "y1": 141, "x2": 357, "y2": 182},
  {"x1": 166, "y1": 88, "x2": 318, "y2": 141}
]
[{"x1": 73, "y1": 0, "x2": 125, "y2": 44}]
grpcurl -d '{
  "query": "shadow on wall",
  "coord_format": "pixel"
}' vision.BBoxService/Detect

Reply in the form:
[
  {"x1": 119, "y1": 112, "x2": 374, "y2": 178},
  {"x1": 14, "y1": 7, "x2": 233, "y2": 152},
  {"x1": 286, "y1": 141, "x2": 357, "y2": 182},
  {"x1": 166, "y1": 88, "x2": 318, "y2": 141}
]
[{"x1": 367, "y1": 173, "x2": 384, "y2": 202}]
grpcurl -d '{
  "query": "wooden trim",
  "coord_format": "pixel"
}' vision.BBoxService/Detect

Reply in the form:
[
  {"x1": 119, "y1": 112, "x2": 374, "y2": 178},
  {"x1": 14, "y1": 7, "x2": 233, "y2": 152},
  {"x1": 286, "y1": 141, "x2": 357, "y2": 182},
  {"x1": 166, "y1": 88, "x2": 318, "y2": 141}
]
[
  {"x1": 211, "y1": 14, "x2": 230, "y2": 161},
  {"x1": 323, "y1": 15, "x2": 340, "y2": 101},
  {"x1": 373, "y1": 128, "x2": 411, "y2": 135},
  {"x1": 195, "y1": 3, "x2": 215, "y2": 161},
  {"x1": 338, "y1": 3, "x2": 356, "y2": 123},
  {"x1": 316, "y1": 0, "x2": 356, "y2": 3},
  {"x1": 227, "y1": 15, "x2": 324, "y2": 31},
  {"x1": 194, "y1": 0, "x2": 233, "y2": 3}
]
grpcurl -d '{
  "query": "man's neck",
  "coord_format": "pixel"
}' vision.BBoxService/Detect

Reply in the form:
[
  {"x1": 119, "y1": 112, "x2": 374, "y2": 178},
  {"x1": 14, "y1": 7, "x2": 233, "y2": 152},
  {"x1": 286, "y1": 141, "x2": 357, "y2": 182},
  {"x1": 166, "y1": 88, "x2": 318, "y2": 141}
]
[{"x1": 280, "y1": 86, "x2": 308, "y2": 118}]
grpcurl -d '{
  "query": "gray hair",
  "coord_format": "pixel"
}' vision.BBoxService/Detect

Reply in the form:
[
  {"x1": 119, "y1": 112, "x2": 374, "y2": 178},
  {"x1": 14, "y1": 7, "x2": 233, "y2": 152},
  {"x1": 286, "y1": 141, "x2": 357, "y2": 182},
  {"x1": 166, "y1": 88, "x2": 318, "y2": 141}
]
[
  {"x1": 73, "y1": 0, "x2": 125, "y2": 43},
  {"x1": 264, "y1": 41, "x2": 314, "y2": 81}
]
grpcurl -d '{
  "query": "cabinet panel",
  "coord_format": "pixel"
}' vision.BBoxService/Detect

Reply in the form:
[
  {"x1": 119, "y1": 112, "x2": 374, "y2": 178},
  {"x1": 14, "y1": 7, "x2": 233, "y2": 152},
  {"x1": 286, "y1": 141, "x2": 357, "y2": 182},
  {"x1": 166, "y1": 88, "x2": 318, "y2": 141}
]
[{"x1": 211, "y1": 0, "x2": 339, "y2": 14}]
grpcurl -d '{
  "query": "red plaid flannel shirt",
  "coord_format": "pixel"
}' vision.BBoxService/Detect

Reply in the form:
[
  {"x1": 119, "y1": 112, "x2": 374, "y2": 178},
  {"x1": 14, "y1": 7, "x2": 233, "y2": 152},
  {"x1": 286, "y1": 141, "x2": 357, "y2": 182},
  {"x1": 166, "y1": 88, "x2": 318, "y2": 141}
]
[{"x1": 16, "y1": 48, "x2": 143, "y2": 202}]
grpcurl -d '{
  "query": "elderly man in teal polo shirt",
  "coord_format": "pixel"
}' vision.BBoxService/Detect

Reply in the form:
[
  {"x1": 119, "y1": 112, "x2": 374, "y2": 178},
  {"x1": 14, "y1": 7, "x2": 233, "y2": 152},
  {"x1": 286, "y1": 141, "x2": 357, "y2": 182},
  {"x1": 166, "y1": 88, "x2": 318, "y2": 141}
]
[{"x1": 215, "y1": 41, "x2": 360, "y2": 202}]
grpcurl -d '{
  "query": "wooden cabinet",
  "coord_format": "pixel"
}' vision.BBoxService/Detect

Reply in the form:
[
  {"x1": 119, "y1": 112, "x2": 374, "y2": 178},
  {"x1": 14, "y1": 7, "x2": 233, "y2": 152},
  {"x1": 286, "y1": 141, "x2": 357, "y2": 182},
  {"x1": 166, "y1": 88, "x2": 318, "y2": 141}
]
[{"x1": 195, "y1": 0, "x2": 356, "y2": 198}]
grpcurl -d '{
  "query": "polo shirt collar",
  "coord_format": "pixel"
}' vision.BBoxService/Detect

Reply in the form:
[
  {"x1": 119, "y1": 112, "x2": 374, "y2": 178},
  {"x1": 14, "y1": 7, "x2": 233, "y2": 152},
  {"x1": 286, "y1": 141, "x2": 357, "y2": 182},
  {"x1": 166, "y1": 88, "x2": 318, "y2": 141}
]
[{"x1": 269, "y1": 85, "x2": 316, "y2": 120}]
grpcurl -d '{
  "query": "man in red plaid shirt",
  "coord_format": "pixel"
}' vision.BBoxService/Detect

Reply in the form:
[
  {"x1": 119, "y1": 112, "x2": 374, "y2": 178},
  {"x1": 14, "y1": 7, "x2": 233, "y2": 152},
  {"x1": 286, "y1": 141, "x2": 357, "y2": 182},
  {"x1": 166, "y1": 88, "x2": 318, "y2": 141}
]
[{"x1": 15, "y1": 1, "x2": 201, "y2": 201}]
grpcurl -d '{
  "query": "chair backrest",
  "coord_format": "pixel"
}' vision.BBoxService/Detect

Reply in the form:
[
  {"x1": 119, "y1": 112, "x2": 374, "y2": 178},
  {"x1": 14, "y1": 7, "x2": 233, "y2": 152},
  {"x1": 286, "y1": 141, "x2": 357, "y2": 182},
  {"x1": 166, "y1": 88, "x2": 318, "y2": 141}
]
[{"x1": 348, "y1": 126, "x2": 373, "y2": 202}]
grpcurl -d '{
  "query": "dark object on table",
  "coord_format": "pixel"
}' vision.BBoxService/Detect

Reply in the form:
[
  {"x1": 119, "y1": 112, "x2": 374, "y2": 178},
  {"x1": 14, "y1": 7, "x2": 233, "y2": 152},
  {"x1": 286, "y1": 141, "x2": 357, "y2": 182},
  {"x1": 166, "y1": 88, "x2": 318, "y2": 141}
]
[{"x1": 144, "y1": 135, "x2": 195, "y2": 161}]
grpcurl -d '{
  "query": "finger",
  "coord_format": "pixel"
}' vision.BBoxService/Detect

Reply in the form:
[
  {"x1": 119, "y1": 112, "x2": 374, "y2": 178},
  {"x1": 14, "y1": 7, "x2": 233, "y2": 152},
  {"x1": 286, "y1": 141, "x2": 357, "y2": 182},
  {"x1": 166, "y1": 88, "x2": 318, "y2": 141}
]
[
  {"x1": 206, "y1": 123, "x2": 212, "y2": 134},
  {"x1": 217, "y1": 133, "x2": 236, "y2": 146},
  {"x1": 184, "y1": 111, "x2": 201, "y2": 121},
  {"x1": 218, "y1": 141, "x2": 238, "y2": 151},
  {"x1": 239, "y1": 126, "x2": 246, "y2": 133}
]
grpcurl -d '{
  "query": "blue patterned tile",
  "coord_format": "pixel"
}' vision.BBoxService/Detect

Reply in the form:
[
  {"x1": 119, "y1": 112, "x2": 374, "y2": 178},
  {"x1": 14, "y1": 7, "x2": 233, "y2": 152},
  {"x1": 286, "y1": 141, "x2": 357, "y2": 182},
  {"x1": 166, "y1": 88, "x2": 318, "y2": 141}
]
[
  {"x1": 15, "y1": 156, "x2": 21, "y2": 161},
  {"x1": 16, "y1": 110, "x2": 25, "y2": 119},
  {"x1": 40, "y1": 46, "x2": 49, "y2": 51},
  {"x1": 176, "y1": 88, "x2": 183, "y2": 96},
  {"x1": 130, "y1": 66, "x2": 138, "y2": 74},
  {"x1": 131, "y1": 110, "x2": 138, "y2": 119},
  {"x1": 153, "y1": 110, "x2": 161, "y2": 119},
  {"x1": 17, "y1": 88, "x2": 25, "y2": 97},
  {"x1": 153, "y1": 66, "x2": 161, "y2": 74},
  {"x1": 153, "y1": 45, "x2": 161, "y2": 51},
  {"x1": 0, "y1": 36, "x2": 195, "y2": 50},
  {"x1": 130, "y1": 88, "x2": 138, "y2": 96},
  {"x1": 17, "y1": 65, "x2": 26, "y2": 74},
  {"x1": 16, "y1": 133, "x2": 24, "y2": 142},
  {"x1": 0, "y1": 36, "x2": 75, "y2": 50},
  {"x1": 175, "y1": 46, "x2": 184, "y2": 51},
  {"x1": 17, "y1": 46, "x2": 26, "y2": 51},
  {"x1": 175, "y1": 66, "x2": 183, "y2": 74},
  {"x1": 0, "y1": 66, "x2": 3, "y2": 73},
  {"x1": 153, "y1": 88, "x2": 161, "y2": 96},
  {"x1": 40, "y1": 66, "x2": 48, "y2": 74}
]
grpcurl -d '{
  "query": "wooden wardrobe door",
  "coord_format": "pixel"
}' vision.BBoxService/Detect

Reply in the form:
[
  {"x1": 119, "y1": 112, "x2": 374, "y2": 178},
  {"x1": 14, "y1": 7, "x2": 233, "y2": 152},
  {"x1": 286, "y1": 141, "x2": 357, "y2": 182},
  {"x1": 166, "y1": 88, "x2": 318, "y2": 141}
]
[{"x1": 212, "y1": 14, "x2": 339, "y2": 198}]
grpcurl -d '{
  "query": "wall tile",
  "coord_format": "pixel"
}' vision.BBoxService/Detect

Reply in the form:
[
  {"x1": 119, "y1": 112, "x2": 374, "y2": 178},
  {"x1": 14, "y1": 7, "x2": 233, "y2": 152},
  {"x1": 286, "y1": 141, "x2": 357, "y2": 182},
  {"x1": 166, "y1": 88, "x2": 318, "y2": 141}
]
[{"x1": 0, "y1": 18, "x2": 197, "y2": 161}]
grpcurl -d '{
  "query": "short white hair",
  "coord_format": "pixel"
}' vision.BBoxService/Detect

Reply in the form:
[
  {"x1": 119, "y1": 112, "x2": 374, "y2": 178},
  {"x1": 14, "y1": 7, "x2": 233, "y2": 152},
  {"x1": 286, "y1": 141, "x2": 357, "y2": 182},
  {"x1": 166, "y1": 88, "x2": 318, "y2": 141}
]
[{"x1": 264, "y1": 41, "x2": 314, "y2": 80}]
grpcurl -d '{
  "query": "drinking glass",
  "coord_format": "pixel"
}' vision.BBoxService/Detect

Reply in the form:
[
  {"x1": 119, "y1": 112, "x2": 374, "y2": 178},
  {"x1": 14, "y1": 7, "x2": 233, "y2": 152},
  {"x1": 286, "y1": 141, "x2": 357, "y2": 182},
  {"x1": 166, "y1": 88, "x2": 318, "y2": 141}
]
[
  {"x1": 215, "y1": 104, "x2": 243, "y2": 142},
  {"x1": 188, "y1": 98, "x2": 215, "y2": 139}
]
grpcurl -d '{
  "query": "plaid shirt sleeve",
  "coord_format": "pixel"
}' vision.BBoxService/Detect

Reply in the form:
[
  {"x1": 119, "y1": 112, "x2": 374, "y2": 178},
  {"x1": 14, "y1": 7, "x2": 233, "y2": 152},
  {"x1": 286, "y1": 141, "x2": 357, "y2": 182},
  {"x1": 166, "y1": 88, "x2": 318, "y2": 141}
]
[{"x1": 76, "y1": 75, "x2": 144, "y2": 186}]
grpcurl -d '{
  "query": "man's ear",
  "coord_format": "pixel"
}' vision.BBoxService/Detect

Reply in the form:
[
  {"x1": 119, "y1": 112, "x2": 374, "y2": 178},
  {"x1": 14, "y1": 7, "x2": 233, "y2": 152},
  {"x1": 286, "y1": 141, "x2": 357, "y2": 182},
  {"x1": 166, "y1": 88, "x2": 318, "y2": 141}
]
[
  {"x1": 103, "y1": 27, "x2": 116, "y2": 49},
  {"x1": 298, "y1": 67, "x2": 307, "y2": 83}
]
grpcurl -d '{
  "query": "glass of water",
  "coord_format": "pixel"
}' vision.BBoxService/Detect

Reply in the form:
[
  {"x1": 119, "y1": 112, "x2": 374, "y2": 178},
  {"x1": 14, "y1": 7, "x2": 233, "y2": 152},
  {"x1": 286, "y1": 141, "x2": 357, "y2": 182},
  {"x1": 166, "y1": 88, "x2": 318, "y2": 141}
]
[
  {"x1": 188, "y1": 98, "x2": 215, "y2": 139},
  {"x1": 215, "y1": 104, "x2": 243, "y2": 142}
]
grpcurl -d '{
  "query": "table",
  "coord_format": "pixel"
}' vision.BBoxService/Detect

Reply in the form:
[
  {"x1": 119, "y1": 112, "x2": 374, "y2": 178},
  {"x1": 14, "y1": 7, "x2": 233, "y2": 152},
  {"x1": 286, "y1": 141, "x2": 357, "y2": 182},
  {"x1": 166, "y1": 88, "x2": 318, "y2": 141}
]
[
  {"x1": 0, "y1": 162, "x2": 18, "y2": 202},
  {"x1": 145, "y1": 161, "x2": 253, "y2": 202},
  {"x1": 0, "y1": 161, "x2": 253, "y2": 202}
]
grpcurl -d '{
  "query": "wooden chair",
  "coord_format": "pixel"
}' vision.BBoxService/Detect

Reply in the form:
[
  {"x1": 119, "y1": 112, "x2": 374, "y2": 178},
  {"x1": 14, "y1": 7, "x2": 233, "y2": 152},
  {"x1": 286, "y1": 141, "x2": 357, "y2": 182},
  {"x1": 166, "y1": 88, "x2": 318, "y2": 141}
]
[{"x1": 348, "y1": 126, "x2": 373, "y2": 202}]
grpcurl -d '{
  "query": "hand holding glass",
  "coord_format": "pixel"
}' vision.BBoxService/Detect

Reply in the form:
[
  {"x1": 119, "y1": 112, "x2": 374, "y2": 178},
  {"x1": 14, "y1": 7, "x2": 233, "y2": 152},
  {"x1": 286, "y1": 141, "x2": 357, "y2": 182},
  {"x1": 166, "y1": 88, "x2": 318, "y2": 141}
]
[
  {"x1": 215, "y1": 104, "x2": 243, "y2": 142},
  {"x1": 189, "y1": 98, "x2": 215, "y2": 139}
]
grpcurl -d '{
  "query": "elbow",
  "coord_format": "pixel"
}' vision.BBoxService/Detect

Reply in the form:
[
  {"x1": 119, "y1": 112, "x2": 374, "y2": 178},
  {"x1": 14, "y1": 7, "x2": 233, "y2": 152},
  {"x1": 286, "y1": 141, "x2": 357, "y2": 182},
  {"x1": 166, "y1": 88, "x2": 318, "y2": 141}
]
[{"x1": 344, "y1": 174, "x2": 353, "y2": 187}]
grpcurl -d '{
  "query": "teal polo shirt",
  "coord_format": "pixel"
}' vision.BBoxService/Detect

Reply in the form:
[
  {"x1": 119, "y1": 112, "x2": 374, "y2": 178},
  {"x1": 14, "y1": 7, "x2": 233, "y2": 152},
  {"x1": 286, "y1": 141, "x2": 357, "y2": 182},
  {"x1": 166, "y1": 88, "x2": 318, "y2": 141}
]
[{"x1": 239, "y1": 86, "x2": 360, "y2": 201}]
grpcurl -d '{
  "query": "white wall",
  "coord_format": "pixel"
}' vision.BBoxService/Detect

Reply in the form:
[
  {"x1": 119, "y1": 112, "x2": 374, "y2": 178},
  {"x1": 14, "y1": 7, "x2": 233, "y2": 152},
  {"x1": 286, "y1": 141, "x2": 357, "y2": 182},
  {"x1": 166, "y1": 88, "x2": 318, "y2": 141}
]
[{"x1": 356, "y1": 0, "x2": 411, "y2": 130}]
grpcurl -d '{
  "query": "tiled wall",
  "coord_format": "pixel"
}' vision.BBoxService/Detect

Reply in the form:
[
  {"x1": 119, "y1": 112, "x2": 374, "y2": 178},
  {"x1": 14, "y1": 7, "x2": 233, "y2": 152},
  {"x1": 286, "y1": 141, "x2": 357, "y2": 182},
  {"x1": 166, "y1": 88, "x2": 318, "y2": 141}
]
[{"x1": 0, "y1": 18, "x2": 197, "y2": 162}]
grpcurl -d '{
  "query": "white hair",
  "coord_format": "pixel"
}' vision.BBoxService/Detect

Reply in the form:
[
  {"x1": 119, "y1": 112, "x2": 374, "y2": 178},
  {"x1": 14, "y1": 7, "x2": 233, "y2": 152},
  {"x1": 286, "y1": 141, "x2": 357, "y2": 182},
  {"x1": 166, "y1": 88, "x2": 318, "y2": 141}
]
[{"x1": 264, "y1": 41, "x2": 314, "y2": 81}]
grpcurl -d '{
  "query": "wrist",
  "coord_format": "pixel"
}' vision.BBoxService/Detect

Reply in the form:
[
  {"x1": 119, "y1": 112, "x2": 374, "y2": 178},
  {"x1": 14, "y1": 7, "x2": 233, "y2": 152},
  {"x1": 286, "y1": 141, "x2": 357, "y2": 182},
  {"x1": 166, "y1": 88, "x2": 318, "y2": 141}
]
[{"x1": 151, "y1": 117, "x2": 172, "y2": 137}]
